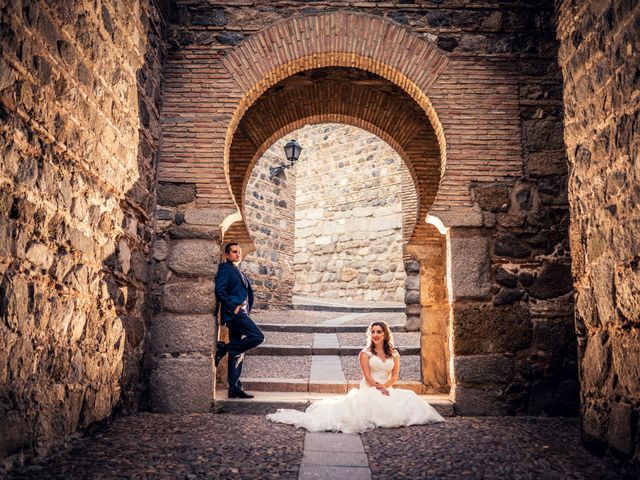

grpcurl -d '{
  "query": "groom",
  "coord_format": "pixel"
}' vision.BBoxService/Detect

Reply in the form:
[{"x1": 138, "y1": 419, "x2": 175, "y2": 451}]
[{"x1": 214, "y1": 242, "x2": 265, "y2": 399}]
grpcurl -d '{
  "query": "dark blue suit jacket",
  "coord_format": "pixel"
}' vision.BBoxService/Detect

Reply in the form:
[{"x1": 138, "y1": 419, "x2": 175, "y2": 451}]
[{"x1": 215, "y1": 262, "x2": 254, "y2": 325}]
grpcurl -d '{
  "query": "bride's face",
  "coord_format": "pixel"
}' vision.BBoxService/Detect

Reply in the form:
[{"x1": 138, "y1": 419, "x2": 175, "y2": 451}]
[{"x1": 370, "y1": 326, "x2": 385, "y2": 344}]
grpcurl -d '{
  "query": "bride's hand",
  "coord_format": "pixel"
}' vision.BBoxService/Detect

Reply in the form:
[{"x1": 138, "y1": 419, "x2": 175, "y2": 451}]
[{"x1": 376, "y1": 385, "x2": 390, "y2": 396}]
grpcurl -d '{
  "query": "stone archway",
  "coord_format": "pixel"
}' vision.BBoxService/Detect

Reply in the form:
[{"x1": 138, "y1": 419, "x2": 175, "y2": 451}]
[
  {"x1": 224, "y1": 65, "x2": 450, "y2": 393},
  {"x1": 152, "y1": 11, "x2": 544, "y2": 414}
]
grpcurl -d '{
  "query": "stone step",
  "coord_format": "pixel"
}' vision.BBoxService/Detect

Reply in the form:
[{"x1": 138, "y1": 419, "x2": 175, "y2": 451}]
[
  {"x1": 292, "y1": 304, "x2": 405, "y2": 313},
  {"x1": 240, "y1": 378, "x2": 428, "y2": 394},
  {"x1": 248, "y1": 344, "x2": 421, "y2": 356},
  {"x1": 214, "y1": 391, "x2": 455, "y2": 417},
  {"x1": 259, "y1": 323, "x2": 406, "y2": 333}
]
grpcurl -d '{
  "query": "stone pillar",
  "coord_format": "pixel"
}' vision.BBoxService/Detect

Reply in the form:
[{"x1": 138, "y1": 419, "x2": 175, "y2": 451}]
[
  {"x1": 406, "y1": 242, "x2": 450, "y2": 393},
  {"x1": 149, "y1": 184, "x2": 229, "y2": 413},
  {"x1": 446, "y1": 227, "x2": 509, "y2": 415}
]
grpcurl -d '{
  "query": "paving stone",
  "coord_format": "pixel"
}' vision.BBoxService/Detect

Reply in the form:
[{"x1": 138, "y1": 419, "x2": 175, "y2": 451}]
[
  {"x1": 304, "y1": 432, "x2": 364, "y2": 453},
  {"x1": 243, "y1": 355, "x2": 312, "y2": 380},
  {"x1": 298, "y1": 464, "x2": 372, "y2": 480},
  {"x1": 302, "y1": 450, "x2": 369, "y2": 467}
]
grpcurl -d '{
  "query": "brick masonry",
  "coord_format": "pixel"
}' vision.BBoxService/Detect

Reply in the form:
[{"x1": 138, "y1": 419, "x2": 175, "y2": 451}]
[
  {"x1": 242, "y1": 123, "x2": 416, "y2": 307},
  {"x1": 157, "y1": 0, "x2": 577, "y2": 417},
  {"x1": 557, "y1": 0, "x2": 640, "y2": 467},
  {"x1": 0, "y1": 0, "x2": 168, "y2": 466}
]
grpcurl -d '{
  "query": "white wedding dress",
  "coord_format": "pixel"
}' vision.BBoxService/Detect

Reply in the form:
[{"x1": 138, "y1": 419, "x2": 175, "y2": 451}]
[{"x1": 266, "y1": 349, "x2": 445, "y2": 433}]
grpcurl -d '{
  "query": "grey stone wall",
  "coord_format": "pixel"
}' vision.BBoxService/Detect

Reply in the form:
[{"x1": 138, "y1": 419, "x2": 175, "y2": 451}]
[
  {"x1": 293, "y1": 124, "x2": 409, "y2": 302},
  {"x1": 242, "y1": 138, "x2": 296, "y2": 309},
  {"x1": 0, "y1": 0, "x2": 168, "y2": 466},
  {"x1": 557, "y1": 0, "x2": 640, "y2": 468}
]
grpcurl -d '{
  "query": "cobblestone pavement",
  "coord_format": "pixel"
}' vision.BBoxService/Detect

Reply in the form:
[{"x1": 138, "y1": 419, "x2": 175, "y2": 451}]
[
  {"x1": 6, "y1": 415, "x2": 630, "y2": 479},
  {"x1": 362, "y1": 417, "x2": 631, "y2": 480}
]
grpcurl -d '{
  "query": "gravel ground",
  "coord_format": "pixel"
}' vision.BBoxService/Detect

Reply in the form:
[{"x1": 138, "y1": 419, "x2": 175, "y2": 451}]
[
  {"x1": 243, "y1": 355, "x2": 312, "y2": 379},
  {"x1": 338, "y1": 332, "x2": 420, "y2": 348},
  {"x1": 341, "y1": 354, "x2": 421, "y2": 381},
  {"x1": 261, "y1": 331, "x2": 314, "y2": 346},
  {"x1": 6, "y1": 413, "x2": 304, "y2": 480},
  {"x1": 361, "y1": 417, "x2": 630, "y2": 480}
]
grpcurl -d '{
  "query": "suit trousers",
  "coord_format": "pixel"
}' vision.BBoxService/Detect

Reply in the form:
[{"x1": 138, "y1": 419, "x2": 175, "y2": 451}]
[{"x1": 226, "y1": 311, "x2": 265, "y2": 392}]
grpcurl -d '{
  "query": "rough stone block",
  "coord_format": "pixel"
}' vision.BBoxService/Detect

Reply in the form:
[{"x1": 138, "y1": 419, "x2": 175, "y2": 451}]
[
  {"x1": 453, "y1": 303, "x2": 531, "y2": 355},
  {"x1": 163, "y1": 281, "x2": 215, "y2": 313},
  {"x1": 454, "y1": 354, "x2": 514, "y2": 386},
  {"x1": 447, "y1": 232, "x2": 491, "y2": 300},
  {"x1": 184, "y1": 207, "x2": 233, "y2": 226},
  {"x1": 150, "y1": 356, "x2": 213, "y2": 413},
  {"x1": 168, "y1": 225, "x2": 221, "y2": 240},
  {"x1": 149, "y1": 314, "x2": 215, "y2": 353},
  {"x1": 157, "y1": 182, "x2": 196, "y2": 206},
  {"x1": 454, "y1": 386, "x2": 507, "y2": 416},
  {"x1": 606, "y1": 402, "x2": 634, "y2": 456},
  {"x1": 167, "y1": 239, "x2": 220, "y2": 277}
]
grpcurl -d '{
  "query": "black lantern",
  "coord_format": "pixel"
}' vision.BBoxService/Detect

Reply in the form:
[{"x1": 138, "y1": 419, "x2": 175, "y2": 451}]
[{"x1": 270, "y1": 139, "x2": 302, "y2": 178}]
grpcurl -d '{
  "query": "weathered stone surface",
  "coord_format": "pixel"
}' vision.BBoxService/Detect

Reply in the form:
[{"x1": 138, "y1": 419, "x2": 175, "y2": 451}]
[
  {"x1": 163, "y1": 281, "x2": 215, "y2": 313},
  {"x1": 453, "y1": 303, "x2": 531, "y2": 355},
  {"x1": 168, "y1": 225, "x2": 221, "y2": 240},
  {"x1": 0, "y1": 0, "x2": 167, "y2": 466},
  {"x1": 183, "y1": 208, "x2": 231, "y2": 226},
  {"x1": 149, "y1": 356, "x2": 213, "y2": 413},
  {"x1": 454, "y1": 354, "x2": 515, "y2": 386},
  {"x1": 167, "y1": 240, "x2": 220, "y2": 277},
  {"x1": 454, "y1": 386, "x2": 507, "y2": 416},
  {"x1": 606, "y1": 402, "x2": 634, "y2": 456},
  {"x1": 448, "y1": 232, "x2": 491, "y2": 300},
  {"x1": 472, "y1": 183, "x2": 510, "y2": 212},
  {"x1": 156, "y1": 182, "x2": 196, "y2": 206},
  {"x1": 558, "y1": 0, "x2": 640, "y2": 464},
  {"x1": 149, "y1": 314, "x2": 215, "y2": 353},
  {"x1": 527, "y1": 262, "x2": 573, "y2": 299}
]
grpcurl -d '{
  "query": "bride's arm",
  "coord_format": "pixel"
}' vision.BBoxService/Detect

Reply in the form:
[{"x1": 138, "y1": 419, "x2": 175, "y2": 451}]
[
  {"x1": 383, "y1": 354, "x2": 400, "y2": 388},
  {"x1": 359, "y1": 352, "x2": 380, "y2": 387}
]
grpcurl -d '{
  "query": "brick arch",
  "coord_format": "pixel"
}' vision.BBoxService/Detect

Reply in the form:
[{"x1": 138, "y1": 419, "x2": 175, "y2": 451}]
[
  {"x1": 220, "y1": 12, "x2": 450, "y2": 215},
  {"x1": 243, "y1": 114, "x2": 422, "y2": 243},
  {"x1": 228, "y1": 67, "x2": 442, "y2": 249}
]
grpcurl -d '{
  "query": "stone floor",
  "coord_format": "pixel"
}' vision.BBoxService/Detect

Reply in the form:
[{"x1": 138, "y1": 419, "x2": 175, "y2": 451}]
[{"x1": 5, "y1": 414, "x2": 632, "y2": 479}]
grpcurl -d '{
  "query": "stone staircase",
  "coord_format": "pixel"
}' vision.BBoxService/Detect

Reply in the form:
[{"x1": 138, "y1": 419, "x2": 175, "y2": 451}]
[{"x1": 214, "y1": 304, "x2": 454, "y2": 417}]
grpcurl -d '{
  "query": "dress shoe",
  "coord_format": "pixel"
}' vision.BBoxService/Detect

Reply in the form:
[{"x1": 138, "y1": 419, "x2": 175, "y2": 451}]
[
  {"x1": 215, "y1": 341, "x2": 226, "y2": 367},
  {"x1": 228, "y1": 389, "x2": 254, "y2": 399}
]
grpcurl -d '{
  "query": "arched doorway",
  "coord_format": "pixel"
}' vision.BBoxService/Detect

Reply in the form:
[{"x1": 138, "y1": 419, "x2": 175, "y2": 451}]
[
  {"x1": 151, "y1": 11, "x2": 535, "y2": 414},
  {"x1": 223, "y1": 65, "x2": 450, "y2": 394}
]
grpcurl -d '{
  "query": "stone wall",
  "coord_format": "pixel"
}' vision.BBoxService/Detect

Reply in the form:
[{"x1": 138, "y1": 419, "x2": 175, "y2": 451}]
[
  {"x1": 557, "y1": 0, "x2": 640, "y2": 466},
  {"x1": 293, "y1": 124, "x2": 409, "y2": 302},
  {"x1": 0, "y1": 0, "x2": 167, "y2": 466},
  {"x1": 157, "y1": 0, "x2": 578, "y2": 415},
  {"x1": 242, "y1": 137, "x2": 296, "y2": 309}
]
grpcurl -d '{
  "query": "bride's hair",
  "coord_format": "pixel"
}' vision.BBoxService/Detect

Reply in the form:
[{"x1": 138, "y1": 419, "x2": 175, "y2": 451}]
[{"x1": 366, "y1": 321, "x2": 395, "y2": 358}]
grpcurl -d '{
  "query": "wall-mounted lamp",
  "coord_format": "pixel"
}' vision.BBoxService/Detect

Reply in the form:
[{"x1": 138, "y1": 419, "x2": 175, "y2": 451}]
[{"x1": 270, "y1": 139, "x2": 302, "y2": 179}]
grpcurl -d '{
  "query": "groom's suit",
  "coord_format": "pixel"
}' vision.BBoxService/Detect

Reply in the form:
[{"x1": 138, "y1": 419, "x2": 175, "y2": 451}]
[{"x1": 215, "y1": 261, "x2": 264, "y2": 394}]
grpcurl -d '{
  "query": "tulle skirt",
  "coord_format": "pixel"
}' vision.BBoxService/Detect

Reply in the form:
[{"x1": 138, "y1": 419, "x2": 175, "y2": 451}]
[{"x1": 266, "y1": 382, "x2": 445, "y2": 433}]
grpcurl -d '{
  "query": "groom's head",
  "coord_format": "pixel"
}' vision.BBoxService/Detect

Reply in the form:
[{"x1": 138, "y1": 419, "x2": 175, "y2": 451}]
[{"x1": 224, "y1": 242, "x2": 242, "y2": 264}]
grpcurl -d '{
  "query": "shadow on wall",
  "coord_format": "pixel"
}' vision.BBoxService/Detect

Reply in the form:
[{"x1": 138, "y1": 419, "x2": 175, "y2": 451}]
[{"x1": 0, "y1": 0, "x2": 168, "y2": 468}]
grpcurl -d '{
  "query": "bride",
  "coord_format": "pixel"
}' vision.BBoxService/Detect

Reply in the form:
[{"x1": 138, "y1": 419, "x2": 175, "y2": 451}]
[{"x1": 266, "y1": 321, "x2": 444, "y2": 433}]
